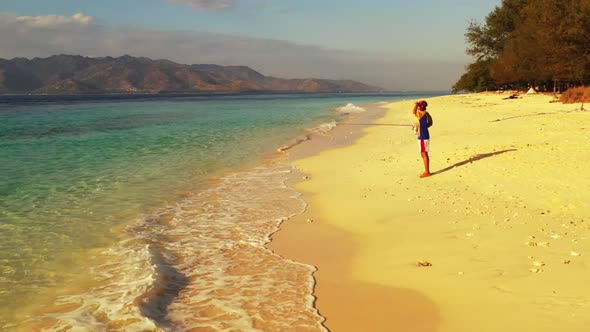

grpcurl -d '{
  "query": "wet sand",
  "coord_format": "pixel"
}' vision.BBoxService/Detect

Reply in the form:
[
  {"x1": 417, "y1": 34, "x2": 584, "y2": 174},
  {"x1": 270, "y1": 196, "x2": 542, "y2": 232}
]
[
  {"x1": 270, "y1": 93, "x2": 590, "y2": 331},
  {"x1": 270, "y1": 103, "x2": 440, "y2": 332}
]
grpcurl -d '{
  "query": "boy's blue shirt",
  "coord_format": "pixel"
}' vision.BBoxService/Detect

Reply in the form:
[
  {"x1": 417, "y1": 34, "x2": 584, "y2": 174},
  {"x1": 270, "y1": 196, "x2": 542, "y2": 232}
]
[{"x1": 416, "y1": 111, "x2": 430, "y2": 140}]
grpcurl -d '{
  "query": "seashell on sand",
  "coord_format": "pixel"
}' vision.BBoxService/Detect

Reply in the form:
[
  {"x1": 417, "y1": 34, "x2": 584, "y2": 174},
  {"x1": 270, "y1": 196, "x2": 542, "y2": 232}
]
[{"x1": 416, "y1": 261, "x2": 433, "y2": 267}]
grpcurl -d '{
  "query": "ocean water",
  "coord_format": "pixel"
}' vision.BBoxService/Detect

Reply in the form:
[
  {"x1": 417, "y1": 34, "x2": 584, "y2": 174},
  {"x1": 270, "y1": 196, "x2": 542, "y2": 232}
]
[{"x1": 0, "y1": 92, "x2": 443, "y2": 331}]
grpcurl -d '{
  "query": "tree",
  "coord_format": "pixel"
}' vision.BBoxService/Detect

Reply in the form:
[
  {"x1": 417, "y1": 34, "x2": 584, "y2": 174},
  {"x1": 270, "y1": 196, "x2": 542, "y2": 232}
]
[
  {"x1": 456, "y1": 0, "x2": 590, "y2": 92},
  {"x1": 492, "y1": 0, "x2": 590, "y2": 84},
  {"x1": 456, "y1": 0, "x2": 531, "y2": 92},
  {"x1": 452, "y1": 59, "x2": 495, "y2": 93},
  {"x1": 465, "y1": 0, "x2": 530, "y2": 60}
]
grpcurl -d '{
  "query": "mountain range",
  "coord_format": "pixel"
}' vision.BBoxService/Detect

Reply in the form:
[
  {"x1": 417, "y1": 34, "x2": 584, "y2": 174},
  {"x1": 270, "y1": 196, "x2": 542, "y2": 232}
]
[{"x1": 0, "y1": 55, "x2": 382, "y2": 94}]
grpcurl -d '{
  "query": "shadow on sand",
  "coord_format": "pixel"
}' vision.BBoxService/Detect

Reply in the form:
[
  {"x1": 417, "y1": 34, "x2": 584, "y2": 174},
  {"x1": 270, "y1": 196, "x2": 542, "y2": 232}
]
[{"x1": 433, "y1": 149, "x2": 517, "y2": 176}]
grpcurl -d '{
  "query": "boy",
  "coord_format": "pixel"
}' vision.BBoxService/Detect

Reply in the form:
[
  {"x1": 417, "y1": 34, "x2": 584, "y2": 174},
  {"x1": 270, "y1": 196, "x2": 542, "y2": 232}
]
[{"x1": 412, "y1": 100, "x2": 432, "y2": 178}]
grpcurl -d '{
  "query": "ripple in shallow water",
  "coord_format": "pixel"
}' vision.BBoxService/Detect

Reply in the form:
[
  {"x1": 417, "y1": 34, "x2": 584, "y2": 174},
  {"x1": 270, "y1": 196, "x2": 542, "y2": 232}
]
[{"x1": 36, "y1": 158, "x2": 327, "y2": 331}]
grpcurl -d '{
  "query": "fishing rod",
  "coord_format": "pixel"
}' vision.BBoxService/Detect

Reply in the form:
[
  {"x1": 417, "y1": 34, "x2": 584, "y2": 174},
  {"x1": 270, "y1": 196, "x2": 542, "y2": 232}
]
[{"x1": 342, "y1": 123, "x2": 413, "y2": 127}]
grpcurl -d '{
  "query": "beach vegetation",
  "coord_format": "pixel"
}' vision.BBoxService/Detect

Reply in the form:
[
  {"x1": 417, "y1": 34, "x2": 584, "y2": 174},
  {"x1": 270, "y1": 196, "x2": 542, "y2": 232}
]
[
  {"x1": 559, "y1": 86, "x2": 590, "y2": 103},
  {"x1": 454, "y1": 0, "x2": 590, "y2": 100},
  {"x1": 452, "y1": 59, "x2": 495, "y2": 93}
]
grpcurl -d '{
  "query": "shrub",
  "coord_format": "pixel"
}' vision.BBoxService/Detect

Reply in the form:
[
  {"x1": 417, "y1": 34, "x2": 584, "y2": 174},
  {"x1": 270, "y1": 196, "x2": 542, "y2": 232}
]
[{"x1": 559, "y1": 86, "x2": 590, "y2": 103}]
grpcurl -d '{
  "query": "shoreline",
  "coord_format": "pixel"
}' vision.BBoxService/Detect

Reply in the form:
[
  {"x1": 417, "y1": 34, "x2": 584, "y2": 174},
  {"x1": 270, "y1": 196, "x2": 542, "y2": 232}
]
[
  {"x1": 269, "y1": 102, "x2": 440, "y2": 332},
  {"x1": 1, "y1": 94, "x2": 439, "y2": 330},
  {"x1": 7, "y1": 98, "x2": 396, "y2": 331},
  {"x1": 271, "y1": 93, "x2": 590, "y2": 331},
  {"x1": 0, "y1": 92, "x2": 400, "y2": 104}
]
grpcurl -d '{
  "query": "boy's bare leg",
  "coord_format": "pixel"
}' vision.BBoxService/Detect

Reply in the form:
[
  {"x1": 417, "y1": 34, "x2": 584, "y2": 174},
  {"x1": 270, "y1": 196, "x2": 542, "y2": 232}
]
[{"x1": 420, "y1": 152, "x2": 430, "y2": 177}]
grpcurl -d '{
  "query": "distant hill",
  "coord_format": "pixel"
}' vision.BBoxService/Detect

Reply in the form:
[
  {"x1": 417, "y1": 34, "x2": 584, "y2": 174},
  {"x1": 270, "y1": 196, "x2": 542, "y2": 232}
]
[{"x1": 0, "y1": 55, "x2": 382, "y2": 94}]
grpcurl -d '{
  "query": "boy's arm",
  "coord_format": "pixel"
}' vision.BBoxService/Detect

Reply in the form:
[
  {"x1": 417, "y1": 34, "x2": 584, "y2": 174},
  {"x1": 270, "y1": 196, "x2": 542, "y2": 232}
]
[
  {"x1": 412, "y1": 102, "x2": 419, "y2": 134},
  {"x1": 412, "y1": 102, "x2": 419, "y2": 116}
]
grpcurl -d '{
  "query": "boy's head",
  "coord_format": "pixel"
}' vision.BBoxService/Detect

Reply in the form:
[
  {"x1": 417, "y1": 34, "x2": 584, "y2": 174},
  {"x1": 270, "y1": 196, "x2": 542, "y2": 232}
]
[{"x1": 417, "y1": 100, "x2": 428, "y2": 110}]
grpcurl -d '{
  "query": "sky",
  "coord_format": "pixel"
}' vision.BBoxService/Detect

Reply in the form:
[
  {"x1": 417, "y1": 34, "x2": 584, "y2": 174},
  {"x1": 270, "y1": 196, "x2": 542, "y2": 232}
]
[{"x1": 0, "y1": 0, "x2": 501, "y2": 90}]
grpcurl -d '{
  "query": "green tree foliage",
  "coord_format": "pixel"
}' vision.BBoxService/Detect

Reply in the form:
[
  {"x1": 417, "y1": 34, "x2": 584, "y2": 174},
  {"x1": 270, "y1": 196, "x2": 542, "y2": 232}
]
[
  {"x1": 465, "y1": 0, "x2": 529, "y2": 61},
  {"x1": 452, "y1": 59, "x2": 494, "y2": 93},
  {"x1": 455, "y1": 0, "x2": 590, "y2": 92}
]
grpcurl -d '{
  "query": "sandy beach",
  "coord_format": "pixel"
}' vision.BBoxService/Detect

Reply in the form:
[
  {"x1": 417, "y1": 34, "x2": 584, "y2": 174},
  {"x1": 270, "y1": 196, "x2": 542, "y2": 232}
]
[{"x1": 270, "y1": 93, "x2": 590, "y2": 331}]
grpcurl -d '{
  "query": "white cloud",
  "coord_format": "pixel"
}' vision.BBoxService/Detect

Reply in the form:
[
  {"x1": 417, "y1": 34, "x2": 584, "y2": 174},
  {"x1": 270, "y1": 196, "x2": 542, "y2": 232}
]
[
  {"x1": 0, "y1": 12, "x2": 463, "y2": 90},
  {"x1": 11, "y1": 12, "x2": 94, "y2": 28},
  {"x1": 164, "y1": 0, "x2": 235, "y2": 11}
]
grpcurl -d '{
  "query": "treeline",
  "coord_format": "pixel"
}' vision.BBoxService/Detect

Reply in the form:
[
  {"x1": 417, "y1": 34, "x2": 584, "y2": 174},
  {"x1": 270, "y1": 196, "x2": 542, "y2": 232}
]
[{"x1": 453, "y1": 0, "x2": 590, "y2": 93}]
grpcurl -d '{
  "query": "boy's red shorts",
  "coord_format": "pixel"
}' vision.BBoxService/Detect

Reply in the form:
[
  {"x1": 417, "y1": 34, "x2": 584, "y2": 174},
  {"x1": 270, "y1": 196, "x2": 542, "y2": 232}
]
[{"x1": 419, "y1": 139, "x2": 429, "y2": 152}]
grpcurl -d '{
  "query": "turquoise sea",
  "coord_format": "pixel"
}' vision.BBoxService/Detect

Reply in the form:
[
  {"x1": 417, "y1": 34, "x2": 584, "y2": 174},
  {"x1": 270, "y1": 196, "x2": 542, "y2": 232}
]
[{"x1": 0, "y1": 92, "x2": 444, "y2": 330}]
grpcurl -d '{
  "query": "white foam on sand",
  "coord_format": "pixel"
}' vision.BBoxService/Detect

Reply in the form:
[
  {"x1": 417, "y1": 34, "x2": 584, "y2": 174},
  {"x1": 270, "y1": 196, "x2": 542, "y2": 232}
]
[
  {"x1": 38, "y1": 159, "x2": 328, "y2": 331},
  {"x1": 336, "y1": 103, "x2": 366, "y2": 114},
  {"x1": 310, "y1": 121, "x2": 337, "y2": 134},
  {"x1": 277, "y1": 121, "x2": 337, "y2": 152}
]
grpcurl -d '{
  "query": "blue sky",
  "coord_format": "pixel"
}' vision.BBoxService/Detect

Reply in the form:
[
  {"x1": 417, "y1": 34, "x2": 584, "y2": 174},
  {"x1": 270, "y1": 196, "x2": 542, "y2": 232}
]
[{"x1": 0, "y1": 0, "x2": 501, "y2": 90}]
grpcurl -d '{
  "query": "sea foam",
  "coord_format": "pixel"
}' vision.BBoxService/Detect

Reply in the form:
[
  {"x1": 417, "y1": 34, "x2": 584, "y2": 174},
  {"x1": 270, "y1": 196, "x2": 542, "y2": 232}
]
[
  {"x1": 40, "y1": 159, "x2": 328, "y2": 331},
  {"x1": 310, "y1": 121, "x2": 337, "y2": 134},
  {"x1": 336, "y1": 103, "x2": 366, "y2": 114}
]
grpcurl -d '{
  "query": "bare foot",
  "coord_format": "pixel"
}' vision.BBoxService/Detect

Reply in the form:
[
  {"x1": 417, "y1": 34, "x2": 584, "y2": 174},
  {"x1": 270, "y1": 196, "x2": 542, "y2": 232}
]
[{"x1": 419, "y1": 172, "x2": 430, "y2": 178}]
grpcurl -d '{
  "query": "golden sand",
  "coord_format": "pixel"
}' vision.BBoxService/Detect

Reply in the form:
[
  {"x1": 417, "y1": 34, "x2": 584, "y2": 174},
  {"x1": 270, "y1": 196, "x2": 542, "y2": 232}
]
[{"x1": 271, "y1": 93, "x2": 590, "y2": 331}]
